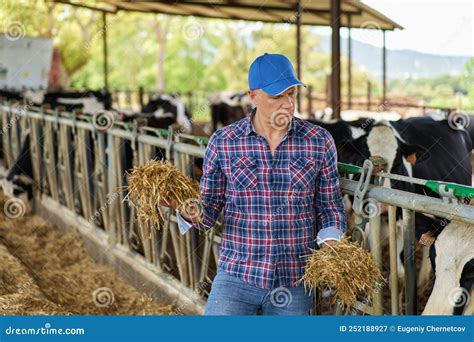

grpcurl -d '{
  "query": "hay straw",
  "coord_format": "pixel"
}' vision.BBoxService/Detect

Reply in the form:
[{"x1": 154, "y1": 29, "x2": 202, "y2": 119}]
[
  {"x1": 0, "y1": 192, "x2": 175, "y2": 316},
  {"x1": 298, "y1": 238, "x2": 385, "y2": 310},
  {"x1": 125, "y1": 160, "x2": 201, "y2": 228}
]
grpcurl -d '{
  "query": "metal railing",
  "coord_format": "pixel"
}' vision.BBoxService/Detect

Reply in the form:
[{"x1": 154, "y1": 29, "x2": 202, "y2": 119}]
[{"x1": 1, "y1": 102, "x2": 473, "y2": 315}]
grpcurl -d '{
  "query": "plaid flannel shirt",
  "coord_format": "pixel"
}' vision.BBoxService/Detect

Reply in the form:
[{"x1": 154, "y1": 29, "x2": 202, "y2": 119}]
[{"x1": 177, "y1": 110, "x2": 347, "y2": 290}]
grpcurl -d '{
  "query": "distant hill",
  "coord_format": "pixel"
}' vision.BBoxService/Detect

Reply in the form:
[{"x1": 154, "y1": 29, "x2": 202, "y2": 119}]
[{"x1": 317, "y1": 35, "x2": 471, "y2": 80}]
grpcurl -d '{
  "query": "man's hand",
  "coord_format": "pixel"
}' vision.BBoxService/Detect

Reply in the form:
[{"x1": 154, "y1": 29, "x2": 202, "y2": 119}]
[
  {"x1": 321, "y1": 240, "x2": 338, "y2": 248},
  {"x1": 419, "y1": 231, "x2": 436, "y2": 247},
  {"x1": 160, "y1": 198, "x2": 177, "y2": 210}
]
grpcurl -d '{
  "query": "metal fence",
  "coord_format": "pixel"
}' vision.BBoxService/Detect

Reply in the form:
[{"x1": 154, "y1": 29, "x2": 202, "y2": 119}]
[{"x1": 1, "y1": 101, "x2": 473, "y2": 315}]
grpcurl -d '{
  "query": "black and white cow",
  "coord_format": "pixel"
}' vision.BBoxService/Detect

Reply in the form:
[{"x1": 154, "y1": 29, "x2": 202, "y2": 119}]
[
  {"x1": 209, "y1": 91, "x2": 253, "y2": 132},
  {"x1": 141, "y1": 94, "x2": 192, "y2": 134},
  {"x1": 3, "y1": 94, "x2": 194, "y2": 199},
  {"x1": 42, "y1": 90, "x2": 112, "y2": 113},
  {"x1": 326, "y1": 116, "x2": 473, "y2": 314}
]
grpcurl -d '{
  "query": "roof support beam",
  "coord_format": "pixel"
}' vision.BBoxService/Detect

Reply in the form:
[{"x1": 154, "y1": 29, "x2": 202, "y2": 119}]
[
  {"x1": 330, "y1": 0, "x2": 341, "y2": 119},
  {"x1": 296, "y1": 0, "x2": 302, "y2": 112}
]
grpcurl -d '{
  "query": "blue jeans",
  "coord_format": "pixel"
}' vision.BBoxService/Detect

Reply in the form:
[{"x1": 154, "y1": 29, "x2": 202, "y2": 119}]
[{"x1": 204, "y1": 267, "x2": 314, "y2": 315}]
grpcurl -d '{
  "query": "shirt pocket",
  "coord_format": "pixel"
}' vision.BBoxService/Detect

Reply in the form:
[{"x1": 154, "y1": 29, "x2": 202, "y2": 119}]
[
  {"x1": 289, "y1": 156, "x2": 316, "y2": 191},
  {"x1": 231, "y1": 156, "x2": 257, "y2": 190}
]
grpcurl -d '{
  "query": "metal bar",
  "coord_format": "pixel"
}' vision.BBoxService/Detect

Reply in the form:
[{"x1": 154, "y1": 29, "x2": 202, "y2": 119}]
[
  {"x1": 107, "y1": 133, "x2": 117, "y2": 245},
  {"x1": 402, "y1": 208, "x2": 417, "y2": 314},
  {"x1": 368, "y1": 211, "x2": 383, "y2": 314},
  {"x1": 340, "y1": 178, "x2": 474, "y2": 225},
  {"x1": 44, "y1": 121, "x2": 59, "y2": 201},
  {"x1": 330, "y1": 0, "x2": 341, "y2": 119},
  {"x1": 388, "y1": 205, "x2": 399, "y2": 315}
]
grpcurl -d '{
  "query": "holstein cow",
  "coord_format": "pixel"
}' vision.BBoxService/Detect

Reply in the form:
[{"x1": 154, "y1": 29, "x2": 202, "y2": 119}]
[
  {"x1": 2, "y1": 90, "x2": 112, "y2": 197},
  {"x1": 209, "y1": 91, "x2": 253, "y2": 132},
  {"x1": 141, "y1": 94, "x2": 192, "y2": 134},
  {"x1": 331, "y1": 117, "x2": 473, "y2": 314},
  {"x1": 422, "y1": 220, "x2": 474, "y2": 315},
  {"x1": 43, "y1": 90, "x2": 112, "y2": 113}
]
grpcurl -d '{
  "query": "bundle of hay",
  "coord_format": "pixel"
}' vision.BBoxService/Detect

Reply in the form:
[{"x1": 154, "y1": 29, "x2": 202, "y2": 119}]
[
  {"x1": 125, "y1": 160, "x2": 201, "y2": 227},
  {"x1": 299, "y1": 238, "x2": 385, "y2": 311}
]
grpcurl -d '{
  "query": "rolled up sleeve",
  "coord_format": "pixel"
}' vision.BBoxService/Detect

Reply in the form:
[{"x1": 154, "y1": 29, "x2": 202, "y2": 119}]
[
  {"x1": 314, "y1": 133, "x2": 347, "y2": 246},
  {"x1": 178, "y1": 132, "x2": 226, "y2": 234}
]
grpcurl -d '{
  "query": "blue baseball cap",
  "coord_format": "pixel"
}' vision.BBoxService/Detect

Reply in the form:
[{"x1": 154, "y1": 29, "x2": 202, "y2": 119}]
[{"x1": 248, "y1": 53, "x2": 305, "y2": 96}]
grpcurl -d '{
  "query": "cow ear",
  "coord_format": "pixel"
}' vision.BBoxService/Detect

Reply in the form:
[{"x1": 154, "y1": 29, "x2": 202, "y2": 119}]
[{"x1": 399, "y1": 141, "x2": 428, "y2": 164}]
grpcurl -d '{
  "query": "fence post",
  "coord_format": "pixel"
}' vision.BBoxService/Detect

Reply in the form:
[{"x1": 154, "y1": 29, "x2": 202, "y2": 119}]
[
  {"x1": 307, "y1": 85, "x2": 313, "y2": 117},
  {"x1": 402, "y1": 208, "x2": 417, "y2": 314},
  {"x1": 369, "y1": 209, "x2": 383, "y2": 315},
  {"x1": 388, "y1": 205, "x2": 399, "y2": 315},
  {"x1": 325, "y1": 74, "x2": 330, "y2": 108},
  {"x1": 139, "y1": 87, "x2": 144, "y2": 110},
  {"x1": 367, "y1": 81, "x2": 372, "y2": 111}
]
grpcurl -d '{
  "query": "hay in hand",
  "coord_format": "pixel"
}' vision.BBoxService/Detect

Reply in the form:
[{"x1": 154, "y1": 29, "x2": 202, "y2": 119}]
[
  {"x1": 125, "y1": 160, "x2": 201, "y2": 228},
  {"x1": 298, "y1": 238, "x2": 385, "y2": 310}
]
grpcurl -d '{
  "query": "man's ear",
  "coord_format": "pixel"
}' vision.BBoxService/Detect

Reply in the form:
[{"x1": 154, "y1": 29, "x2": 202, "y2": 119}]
[{"x1": 248, "y1": 90, "x2": 258, "y2": 107}]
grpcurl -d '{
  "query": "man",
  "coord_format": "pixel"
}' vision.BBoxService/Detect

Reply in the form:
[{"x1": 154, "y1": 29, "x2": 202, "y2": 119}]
[{"x1": 168, "y1": 53, "x2": 347, "y2": 315}]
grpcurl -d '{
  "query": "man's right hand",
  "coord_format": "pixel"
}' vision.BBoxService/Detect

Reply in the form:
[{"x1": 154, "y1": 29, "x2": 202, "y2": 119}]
[{"x1": 160, "y1": 198, "x2": 177, "y2": 210}]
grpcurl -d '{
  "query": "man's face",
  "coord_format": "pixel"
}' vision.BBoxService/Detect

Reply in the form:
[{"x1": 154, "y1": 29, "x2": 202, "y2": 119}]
[{"x1": 248, "y1": 87, "x2": 297, "y2": 123}]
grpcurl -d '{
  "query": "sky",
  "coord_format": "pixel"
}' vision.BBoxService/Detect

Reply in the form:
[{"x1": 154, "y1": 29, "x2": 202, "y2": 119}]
[{"x1": 315, "y1": 0, "x2": 473, "y2": 57}]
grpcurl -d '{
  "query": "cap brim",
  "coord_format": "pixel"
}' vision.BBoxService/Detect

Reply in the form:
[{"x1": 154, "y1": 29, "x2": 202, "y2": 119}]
[{"x1": 261, "y1": 78, "x2": 306, "y2": 96}]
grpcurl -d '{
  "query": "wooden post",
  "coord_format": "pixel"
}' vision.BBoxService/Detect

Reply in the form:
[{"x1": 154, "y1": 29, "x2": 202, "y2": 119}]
[
  {"x1": 296, "y1": 0, "x2": 302, "y2": 112},
  {"x1": 347, "y1": 14, "x2": 352, "y2": 109},
  {"x1": 325, "y1": 74, "x2": 331, "y2": 108},
  {"x1": 330, "y1": 0, "x2": 341, "y2": 118},
  {"x1": 102, "y1": 12, "x2": 109, "y2": 90},
  {"x1": 382, "y1": 30, "x2": 387, "y2": 104},
  {"x1": 367, "y1": 81, "x2": 372, "y2": 111},
  {"x1": 307, "y1": 85, "x2": 313, "y2": 117},
  {"x1": 139, "y1": 86, "x2": 144, "y2": 110}
]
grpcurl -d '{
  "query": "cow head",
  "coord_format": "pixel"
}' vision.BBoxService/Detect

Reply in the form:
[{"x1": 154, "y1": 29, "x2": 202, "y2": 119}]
[{"x1": 340, "y1": 121, "x2": 428, "y2": 191}]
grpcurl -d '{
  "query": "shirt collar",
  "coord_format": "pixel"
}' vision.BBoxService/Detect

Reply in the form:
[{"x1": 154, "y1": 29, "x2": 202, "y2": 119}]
[{"x1": 245, "y1": 107, "x2": 297, "y2": 137}]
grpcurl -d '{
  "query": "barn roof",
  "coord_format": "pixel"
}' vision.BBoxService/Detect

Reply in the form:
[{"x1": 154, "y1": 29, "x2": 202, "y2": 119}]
[{"x1": 52, "y1": 0, "x2": 403, "y2": 30}]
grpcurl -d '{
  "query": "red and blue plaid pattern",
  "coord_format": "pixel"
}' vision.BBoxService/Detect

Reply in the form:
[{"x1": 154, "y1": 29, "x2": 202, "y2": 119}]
[{"x1": 179, "y1": 112, "x2": 347, "y2": 290}]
